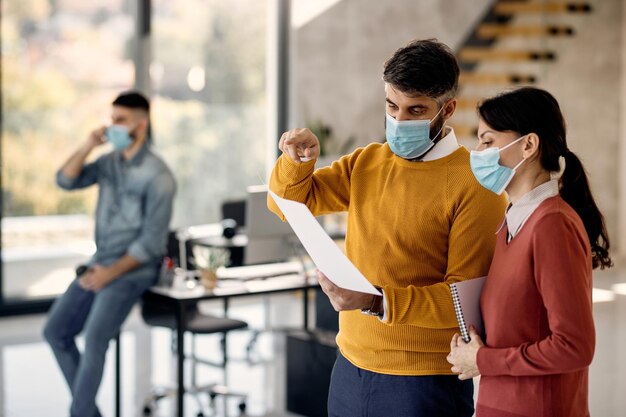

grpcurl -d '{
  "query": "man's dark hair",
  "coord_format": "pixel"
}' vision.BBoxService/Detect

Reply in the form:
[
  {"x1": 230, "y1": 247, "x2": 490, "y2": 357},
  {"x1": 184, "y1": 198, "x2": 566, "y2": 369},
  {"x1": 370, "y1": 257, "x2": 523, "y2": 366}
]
[
  {"x1": 383, "y1": 39, "x2": 459, "y2": 104},
  {"x1": 112, "y1": 90, "x2": 152, "y2": 142},
  {"x1": 112, "y1": 91, "x2": 150, "y2": 112}
]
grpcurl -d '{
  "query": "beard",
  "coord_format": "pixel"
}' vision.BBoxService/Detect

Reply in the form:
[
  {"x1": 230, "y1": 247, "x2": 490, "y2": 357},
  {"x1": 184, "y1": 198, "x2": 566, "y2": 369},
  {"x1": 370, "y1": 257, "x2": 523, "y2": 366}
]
[
  {"x1": 128, "y1": 125, "x2": 138, "y2": 139},
  {"x1": 429, "y1": 113, "x2": 446, "y2": 141}
]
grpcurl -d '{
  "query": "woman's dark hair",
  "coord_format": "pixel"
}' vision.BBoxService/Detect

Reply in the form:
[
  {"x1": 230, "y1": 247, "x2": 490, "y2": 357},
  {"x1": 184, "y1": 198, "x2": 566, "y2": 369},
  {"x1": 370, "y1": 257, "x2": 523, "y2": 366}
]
[
  {"x1": 383, "y1": 39, "x2": 459, "y2": 103},
  {"x1": 478, "y1": 87, "x2": 612, "y2": 270}
]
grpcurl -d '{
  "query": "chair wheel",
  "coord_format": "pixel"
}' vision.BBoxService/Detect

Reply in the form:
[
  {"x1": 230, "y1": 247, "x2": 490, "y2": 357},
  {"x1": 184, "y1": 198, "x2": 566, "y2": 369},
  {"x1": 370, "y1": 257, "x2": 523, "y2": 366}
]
[
  {"x1": 239, "y1": 401, "x2": 247, "y2": 411},
  {"x1": 142, "y1": 405, "x2": 153, "y2": 415},
  {"x1": 197, "y1": 412, "x2": 204, "y2": 417}
]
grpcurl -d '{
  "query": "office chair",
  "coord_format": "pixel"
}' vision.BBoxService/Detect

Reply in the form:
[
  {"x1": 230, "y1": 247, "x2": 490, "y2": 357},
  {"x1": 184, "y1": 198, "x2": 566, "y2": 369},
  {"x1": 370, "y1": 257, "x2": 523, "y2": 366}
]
[
  {"x1": 140, "y1": 296, "x2": 248, "y2": 417},
  {"x1": 142, "y1": 230, "x2": 249, "y2": 417},
  {"x1": 221, "y1": 199, "x2": 246, "y2": 229},
  {"x1": 221, "y1": 199, "x2": 246, "y2": 266}
]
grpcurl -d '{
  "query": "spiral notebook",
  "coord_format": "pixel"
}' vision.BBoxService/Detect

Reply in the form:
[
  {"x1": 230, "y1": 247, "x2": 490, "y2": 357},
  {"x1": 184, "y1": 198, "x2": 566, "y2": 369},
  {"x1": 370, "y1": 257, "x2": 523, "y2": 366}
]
[{"x1": 449, "y1": 277, "x2": 486, "y2": 343}]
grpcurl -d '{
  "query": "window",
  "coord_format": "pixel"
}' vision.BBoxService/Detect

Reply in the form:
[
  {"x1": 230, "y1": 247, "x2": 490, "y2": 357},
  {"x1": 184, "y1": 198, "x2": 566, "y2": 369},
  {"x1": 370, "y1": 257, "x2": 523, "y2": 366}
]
[
  {"x1": 1, "y1": 0, "x2": 275, "y2": 309},
  {"x1": 1, "y1": 0, "x2": 135, "y2": 302},
  {"x1": 151, "y1": 0, "x2": 268, "y2": 228}
]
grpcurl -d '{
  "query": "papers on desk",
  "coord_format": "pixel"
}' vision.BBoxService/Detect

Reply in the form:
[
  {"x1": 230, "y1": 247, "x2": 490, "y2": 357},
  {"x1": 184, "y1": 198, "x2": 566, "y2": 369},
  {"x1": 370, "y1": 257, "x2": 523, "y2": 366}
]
[
  {"x1": 268, "y1": 191, "x2": 381, "y2": 296},
  {"x1": 244, "y1": 274, "x2": 309, "y2": 292},
  {"x1": 151, "y1": 284, "x2": 206, "y2": 299},
  {"x1": 216, "y1": 261, "x2": 303, "y2": 281}
]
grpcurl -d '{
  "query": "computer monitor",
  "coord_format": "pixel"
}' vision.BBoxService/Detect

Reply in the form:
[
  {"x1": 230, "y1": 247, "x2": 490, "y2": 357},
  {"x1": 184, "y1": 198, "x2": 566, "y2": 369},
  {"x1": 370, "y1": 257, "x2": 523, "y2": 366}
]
[{"x1": 244, "y1": 185, "x2": 298, "y2": 265}]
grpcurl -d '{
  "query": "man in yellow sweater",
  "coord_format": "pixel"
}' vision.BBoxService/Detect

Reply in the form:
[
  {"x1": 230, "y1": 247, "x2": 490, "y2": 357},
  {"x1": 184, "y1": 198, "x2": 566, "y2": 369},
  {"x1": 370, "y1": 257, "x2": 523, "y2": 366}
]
[{"x1": 268, "y1": 39, "x2": 507, "y2": 417}]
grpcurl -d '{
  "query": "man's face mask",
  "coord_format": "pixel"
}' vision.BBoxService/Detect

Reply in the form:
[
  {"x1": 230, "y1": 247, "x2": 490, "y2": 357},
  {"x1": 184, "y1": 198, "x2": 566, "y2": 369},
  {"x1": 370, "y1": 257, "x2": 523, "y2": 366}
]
[
  {"x1": 106, "y1": 124, "x2": 134, "y2": 151},
  {"x1": 385, "y1": 105, "x2": 446, "y2": 159},
  {"x1": 469, "y1": 135, "x2": 527, "y2": 195}
]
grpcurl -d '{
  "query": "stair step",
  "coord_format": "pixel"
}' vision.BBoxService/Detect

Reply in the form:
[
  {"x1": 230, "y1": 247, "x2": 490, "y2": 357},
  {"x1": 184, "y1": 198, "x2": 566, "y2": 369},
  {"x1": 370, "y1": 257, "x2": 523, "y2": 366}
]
[
  {"x1": 477, "y1": 23, "x2": 575, "y2": 38},
  {"x1": 458, "y1": 47, "x2": 556, "y2": 62},
  {"x1": 494, "y1": 2, "x2": 592, "y2": 15},
  {"x1": 459, "y1": 73, "x2": 536, "y2": 85}
]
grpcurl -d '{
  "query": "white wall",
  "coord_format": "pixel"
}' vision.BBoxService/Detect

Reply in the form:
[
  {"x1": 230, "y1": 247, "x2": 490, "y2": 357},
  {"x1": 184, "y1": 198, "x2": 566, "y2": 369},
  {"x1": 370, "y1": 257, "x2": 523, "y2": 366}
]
[
  {"x1": 537, "y1": 0, "x2": 624, "y2": 257},
  {"x1": 291, "y1": 0, "x2": 492, "y2": 147},
  {"x1": 291, "y1": 0, "x2": 626, "y2": 255}
]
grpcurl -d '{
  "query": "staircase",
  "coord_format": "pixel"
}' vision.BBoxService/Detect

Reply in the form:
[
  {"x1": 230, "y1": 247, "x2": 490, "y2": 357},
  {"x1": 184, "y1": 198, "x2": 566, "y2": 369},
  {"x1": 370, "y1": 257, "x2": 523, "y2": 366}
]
[{"x1": 451, "y1": 0, "x2": 593, "y2": 141}]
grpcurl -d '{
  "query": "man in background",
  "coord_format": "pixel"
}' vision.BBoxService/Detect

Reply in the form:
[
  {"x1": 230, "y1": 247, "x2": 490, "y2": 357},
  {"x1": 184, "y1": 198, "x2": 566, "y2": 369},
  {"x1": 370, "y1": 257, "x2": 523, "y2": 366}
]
[{"x1": 43, "y1": 91, "x2": 176, "y2": 417}]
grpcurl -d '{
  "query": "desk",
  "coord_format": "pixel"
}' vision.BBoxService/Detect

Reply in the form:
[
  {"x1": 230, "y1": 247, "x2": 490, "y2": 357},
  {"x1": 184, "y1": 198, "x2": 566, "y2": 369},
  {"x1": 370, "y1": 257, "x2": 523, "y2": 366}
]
[
  {"x1": 175, "y1": 223, "x2": 247, "y2": 268},
  {"x1": 142, "y1": 266, "x2": 319, "y2": 417},
  {"x1": 184, "y1": 221, "x2": 345, "y2": 268},
  {"x1": 191, "y1": 233, "x2": 248, "y2": 249}
]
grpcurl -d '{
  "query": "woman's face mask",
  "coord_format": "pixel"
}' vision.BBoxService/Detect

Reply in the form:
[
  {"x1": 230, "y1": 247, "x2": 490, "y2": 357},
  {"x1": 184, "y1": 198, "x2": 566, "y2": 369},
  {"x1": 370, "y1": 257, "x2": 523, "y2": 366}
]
[
  {"x1": 385, "y1": 104, "x2": 445, "y2": 159},
  {"x1": 469, "y1": 135, "x2": 527, "y2": 195}
]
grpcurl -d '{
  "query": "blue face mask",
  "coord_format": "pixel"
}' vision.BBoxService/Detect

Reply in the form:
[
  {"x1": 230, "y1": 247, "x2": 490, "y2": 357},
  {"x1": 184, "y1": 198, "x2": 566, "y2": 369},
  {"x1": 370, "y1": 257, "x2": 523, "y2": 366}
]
[
  {"x1": 385, "y1": 105, "x2": 445, "y2": 159},
  {"x1": 105, "y1": 125, "x2": 133, "y2": 151},
  {"x1": 470, "y1": 136, "x2": 527, "y2": 195}
]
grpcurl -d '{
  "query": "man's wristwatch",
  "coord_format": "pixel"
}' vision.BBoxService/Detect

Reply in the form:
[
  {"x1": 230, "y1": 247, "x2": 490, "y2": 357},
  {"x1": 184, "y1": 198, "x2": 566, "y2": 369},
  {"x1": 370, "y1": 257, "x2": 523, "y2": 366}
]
[{"x1": 361, "y1": 288, "x2": 384, "y2": 317}]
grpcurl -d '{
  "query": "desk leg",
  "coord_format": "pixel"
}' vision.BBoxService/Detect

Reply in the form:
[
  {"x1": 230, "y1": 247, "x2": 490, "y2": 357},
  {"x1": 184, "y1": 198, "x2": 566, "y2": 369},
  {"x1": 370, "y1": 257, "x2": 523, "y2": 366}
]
[
  {"x1": 176, "y1": 304, "x2": 186, "y2": 417},
  {"x1": 303, "y1": 288, "x2": 309, "y2": 330},
  {"x1": 223, "y1": 298, "x2": 230, "y2": 386},
  {"x1": 115, "y1": 332, "x2": 121, "y2": 417}
]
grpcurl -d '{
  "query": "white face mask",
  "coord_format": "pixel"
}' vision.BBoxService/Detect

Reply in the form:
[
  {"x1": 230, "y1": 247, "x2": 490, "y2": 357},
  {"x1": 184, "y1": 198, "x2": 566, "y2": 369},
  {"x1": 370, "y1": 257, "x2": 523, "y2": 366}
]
[
  {"x1": 106, "y1": 125, "x2": 133, "y2": 151},
  {"x1": 470, "y1": 135, "x2": 527, "y2": 195},
  {"x1": 385, "y1": 105, "x2": 446, "y2": 159}
]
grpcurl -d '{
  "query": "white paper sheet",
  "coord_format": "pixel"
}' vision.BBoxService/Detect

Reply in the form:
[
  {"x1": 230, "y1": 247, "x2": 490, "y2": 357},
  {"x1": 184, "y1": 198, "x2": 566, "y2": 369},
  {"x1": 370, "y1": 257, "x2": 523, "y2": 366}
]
[{"x1": 268, "y1": 191, "x2": 381, "y2": 296}]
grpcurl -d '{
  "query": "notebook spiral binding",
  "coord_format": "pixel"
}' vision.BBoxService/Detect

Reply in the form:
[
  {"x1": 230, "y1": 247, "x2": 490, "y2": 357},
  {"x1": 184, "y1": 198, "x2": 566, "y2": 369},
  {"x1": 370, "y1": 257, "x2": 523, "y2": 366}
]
[{"x1": 450, "y1": 283, "x2": 470, "y2": 343}]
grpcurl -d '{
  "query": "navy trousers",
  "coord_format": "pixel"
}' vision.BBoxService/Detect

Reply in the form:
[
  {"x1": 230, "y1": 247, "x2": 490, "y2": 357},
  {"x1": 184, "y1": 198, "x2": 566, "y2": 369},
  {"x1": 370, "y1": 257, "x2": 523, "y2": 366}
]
[{"x1": 328, "y1": 353, "x2": 474, "y2": 417}]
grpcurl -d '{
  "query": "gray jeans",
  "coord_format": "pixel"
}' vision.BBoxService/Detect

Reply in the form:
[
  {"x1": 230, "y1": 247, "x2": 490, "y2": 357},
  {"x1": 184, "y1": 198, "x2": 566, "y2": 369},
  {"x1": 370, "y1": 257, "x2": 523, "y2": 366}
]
[{"x1": 43, "y1": 269, "x2": 156, "y2": 417}]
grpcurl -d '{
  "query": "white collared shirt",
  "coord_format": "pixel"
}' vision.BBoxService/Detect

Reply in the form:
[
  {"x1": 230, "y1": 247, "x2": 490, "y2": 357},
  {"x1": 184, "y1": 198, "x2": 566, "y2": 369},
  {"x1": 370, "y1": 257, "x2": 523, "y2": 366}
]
[
  {"x1": 418, "y1": 126, "x2": 460, "y2": 161},
  {"x1": 505, "y1": 179, "x2": 560, "y2": 241}
]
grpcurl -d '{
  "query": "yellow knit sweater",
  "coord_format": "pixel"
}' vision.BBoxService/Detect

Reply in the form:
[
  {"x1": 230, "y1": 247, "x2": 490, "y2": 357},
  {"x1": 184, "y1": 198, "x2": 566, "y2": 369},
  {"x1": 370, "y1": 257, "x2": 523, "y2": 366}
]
[{"x1": 268, "y1": 143, "x2": 507, "y2": 375}]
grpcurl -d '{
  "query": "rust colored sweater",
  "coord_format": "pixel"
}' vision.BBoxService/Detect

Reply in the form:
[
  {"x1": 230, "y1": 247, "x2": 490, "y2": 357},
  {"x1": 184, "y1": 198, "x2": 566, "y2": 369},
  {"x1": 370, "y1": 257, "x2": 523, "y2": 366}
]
[
  {"x1": 268, "y1": 143, "x2": 507, "y2": 375},
  {"x1": 476, "y1": 196, "x2": 595, "y2": 417}
]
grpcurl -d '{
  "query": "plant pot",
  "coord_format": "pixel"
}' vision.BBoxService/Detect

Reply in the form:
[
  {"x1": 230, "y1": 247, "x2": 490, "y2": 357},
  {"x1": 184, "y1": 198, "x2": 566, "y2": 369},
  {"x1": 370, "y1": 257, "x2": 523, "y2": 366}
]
[{"x1": 200, "y1": 268, "x2": 218, "y2": 290}]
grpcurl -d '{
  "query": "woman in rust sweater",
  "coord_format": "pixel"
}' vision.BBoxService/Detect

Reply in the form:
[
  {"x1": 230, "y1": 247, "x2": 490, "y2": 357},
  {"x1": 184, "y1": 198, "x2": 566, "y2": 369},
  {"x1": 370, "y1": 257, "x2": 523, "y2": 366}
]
[{"x1": 447, "y1": 87, "x2": 613, "y2": 417}]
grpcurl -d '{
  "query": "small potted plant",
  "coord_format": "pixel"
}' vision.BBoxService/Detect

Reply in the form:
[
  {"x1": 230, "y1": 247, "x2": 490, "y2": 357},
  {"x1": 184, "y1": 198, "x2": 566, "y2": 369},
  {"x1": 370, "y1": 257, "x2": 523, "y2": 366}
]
[
  {"x1": 192, "y1": 246, "x2": 231, "y2": 290},
  {"x1": 306, "y1": 119, "x2": 356, "y2": 167}
]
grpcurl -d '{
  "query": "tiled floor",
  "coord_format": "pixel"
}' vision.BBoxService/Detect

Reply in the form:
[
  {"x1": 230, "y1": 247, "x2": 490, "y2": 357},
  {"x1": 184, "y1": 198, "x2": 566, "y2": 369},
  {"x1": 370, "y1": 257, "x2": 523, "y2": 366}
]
[
  {"x1": 0, "y1": 292, "x2": 305, "y2": 417},
  {"x1": 1, "y1": 263, "x2": 625, "y2": 417}
]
